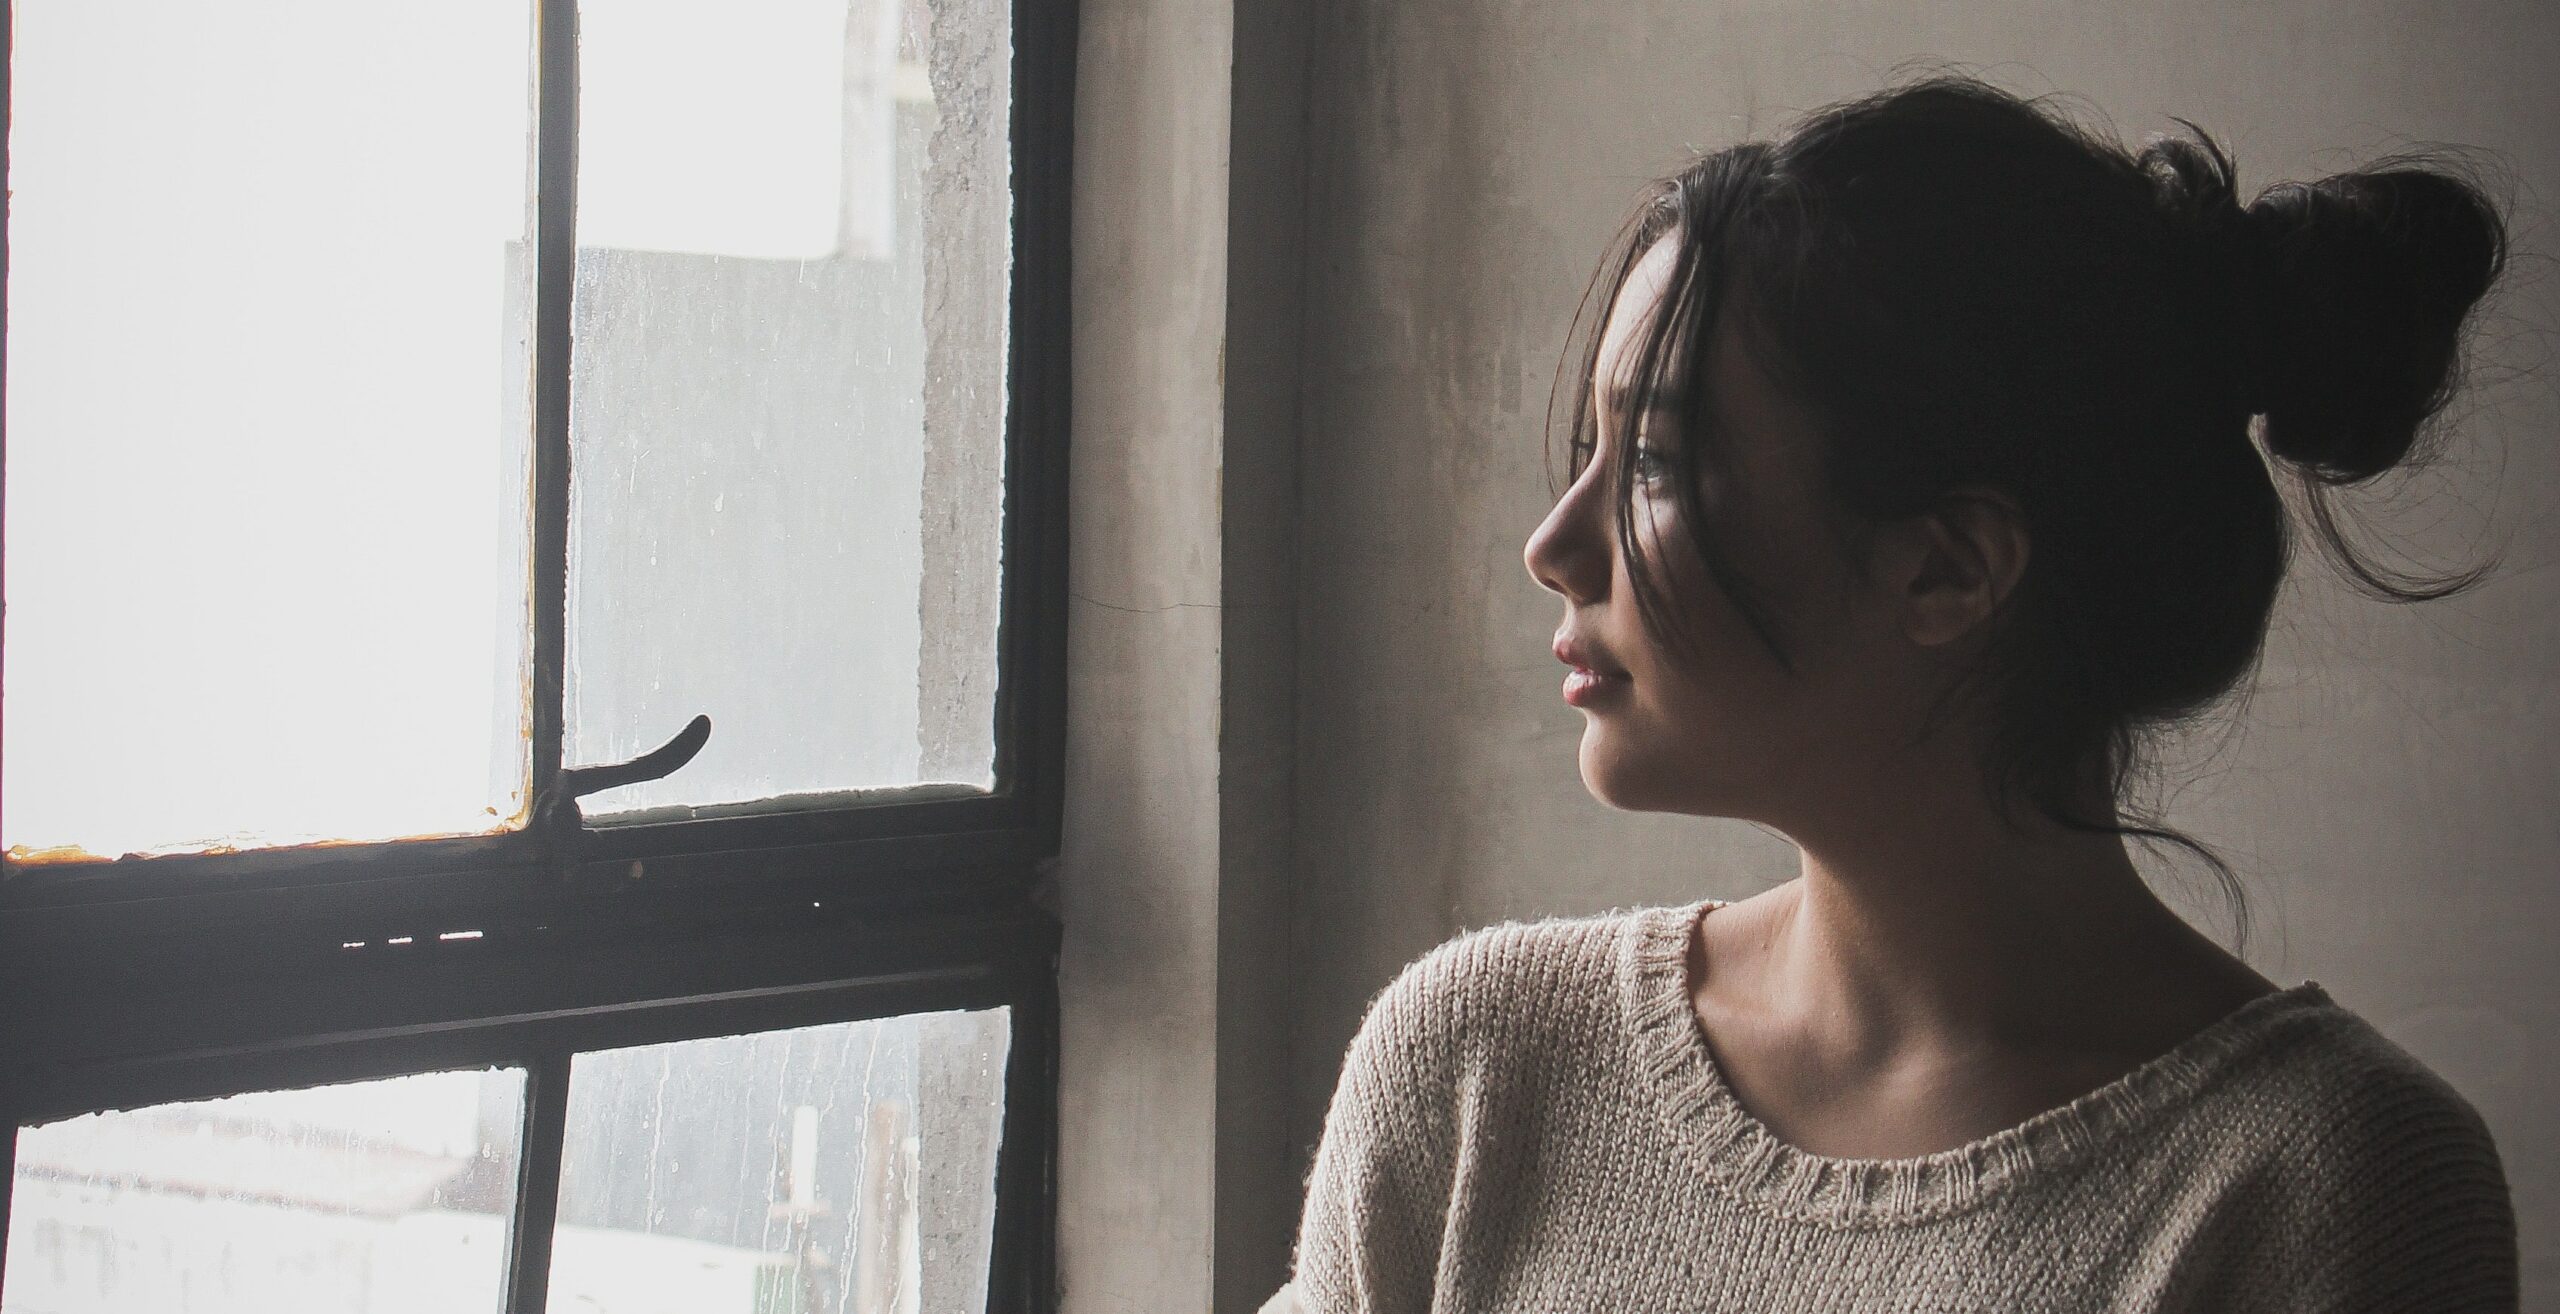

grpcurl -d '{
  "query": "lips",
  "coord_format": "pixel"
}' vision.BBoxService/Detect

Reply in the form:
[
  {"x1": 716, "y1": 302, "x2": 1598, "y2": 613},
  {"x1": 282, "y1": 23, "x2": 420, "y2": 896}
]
[
  {"x1": 1552, "y1": 633, "x2": 1628, "y2": 680},
  {"x1": 1553, "y1": 632, "x2": 1630, "y2": 709}
]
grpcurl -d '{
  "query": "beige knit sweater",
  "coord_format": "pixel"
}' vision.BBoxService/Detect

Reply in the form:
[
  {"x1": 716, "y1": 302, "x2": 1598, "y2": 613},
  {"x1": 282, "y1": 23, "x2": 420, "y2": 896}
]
[{"x1": 1268, "y1": 899, "x2": 2517, "y2": 1313}]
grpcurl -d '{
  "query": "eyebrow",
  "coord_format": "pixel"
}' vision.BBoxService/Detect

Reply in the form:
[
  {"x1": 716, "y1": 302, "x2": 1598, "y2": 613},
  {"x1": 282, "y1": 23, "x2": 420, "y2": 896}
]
[{"x1": 1599, "y1": 378, "x2": 1690, "y2": 418}]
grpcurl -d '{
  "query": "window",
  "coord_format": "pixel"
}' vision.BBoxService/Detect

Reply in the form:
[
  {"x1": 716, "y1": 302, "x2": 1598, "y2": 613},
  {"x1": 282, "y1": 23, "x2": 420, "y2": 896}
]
[{"x1": 0, "y1": 0, "x2": 1072, "y2": 1309}]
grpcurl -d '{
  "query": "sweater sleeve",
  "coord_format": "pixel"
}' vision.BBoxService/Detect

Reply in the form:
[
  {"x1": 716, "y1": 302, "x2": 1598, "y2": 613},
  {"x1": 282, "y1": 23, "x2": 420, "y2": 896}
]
[
  {"x1": 2288, "y1": 1050, "x2": 2520, "y2": 1313},
  {"x1": 1285, "y1": 942, "x2": 1471, "y2": 1314}
]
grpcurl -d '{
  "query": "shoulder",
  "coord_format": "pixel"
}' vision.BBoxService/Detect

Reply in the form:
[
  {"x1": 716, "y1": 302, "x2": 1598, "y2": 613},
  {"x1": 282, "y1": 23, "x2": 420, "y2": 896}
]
[
  {"x1": 2219, "y1": 993, "x2": 2517, "y2": 1309},
  {"x1": 1319, "y1": 902, "x2": 1675, "y2": 1139},
  {"x1": 1290, "y1": 905, "x2": 1675, "y2": 1312},
  {"x1": 2250, "y1": 998, "x2": 2507, "y2": 1183},
  {"x1": 1343, "y1": 903, "x2": 1658, "y2": 1082}
]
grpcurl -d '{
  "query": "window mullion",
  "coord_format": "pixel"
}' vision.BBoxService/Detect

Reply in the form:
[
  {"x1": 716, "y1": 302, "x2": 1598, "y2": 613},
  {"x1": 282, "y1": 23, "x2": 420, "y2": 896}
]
[
  {"x1": 502, "y1": 1052, "x2": 574, "y2": 1314},
  {"x1": 503, "y1": 24, "x2": 579, "y2": 1303},
  {"x1": 527, "y1": 0, "x2": 579, "y2": 866}
]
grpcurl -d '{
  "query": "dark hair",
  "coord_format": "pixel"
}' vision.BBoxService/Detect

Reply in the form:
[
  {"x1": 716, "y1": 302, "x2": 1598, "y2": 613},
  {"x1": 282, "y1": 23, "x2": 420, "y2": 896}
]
[{"x1": 1552, "y1": 76, "x2": 2510, "y2": 945}]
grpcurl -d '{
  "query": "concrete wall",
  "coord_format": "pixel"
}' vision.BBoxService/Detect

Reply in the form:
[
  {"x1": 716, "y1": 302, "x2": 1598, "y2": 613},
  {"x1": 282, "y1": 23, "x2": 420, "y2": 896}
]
[
  {"x1": 1058, "y1": 2, "x2": 1245, "y2": 1312},
  {"x1": 1059, "y1": 0, "x2": 1317, "y2": 1303},
  {"x1": 1284, "y1": 0, "x2": 2560, "y2": 1306}
]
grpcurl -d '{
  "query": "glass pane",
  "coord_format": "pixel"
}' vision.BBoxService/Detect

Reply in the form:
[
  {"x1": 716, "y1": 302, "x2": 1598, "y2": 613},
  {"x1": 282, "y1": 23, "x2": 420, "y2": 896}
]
[
  {"x1": 550, "y1": 1008, "x2": 1010, "y2": 1314},
  {"x1": 566, "y1": 0, "x2": 1013, "y2": 815},
  {"x1": 3, "y1": 1068, "x2": 528, "y2": 1314},
  {"x1": 1, "y1": 2, "x2": 539, "y2": 862}
]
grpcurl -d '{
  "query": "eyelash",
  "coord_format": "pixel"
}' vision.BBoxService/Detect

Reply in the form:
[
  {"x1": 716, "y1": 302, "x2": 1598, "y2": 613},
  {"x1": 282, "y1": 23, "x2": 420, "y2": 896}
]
[{"x1": 1570, "y1": 437, "x2": 1674, "y2": 488}]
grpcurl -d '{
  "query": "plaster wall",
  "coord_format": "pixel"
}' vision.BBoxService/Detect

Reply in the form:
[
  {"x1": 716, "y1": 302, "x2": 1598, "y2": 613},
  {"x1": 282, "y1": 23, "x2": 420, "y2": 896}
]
[
  {"x1": 1060, "y1": 0, "x2": 1232, "y2": 1309},
  {"x1": 1061, "y1": 0, "x2": 1323, "y2": 1306},
  {"x1": 1287, "y1": 1, "x2": 2560, "y2": 1305}
]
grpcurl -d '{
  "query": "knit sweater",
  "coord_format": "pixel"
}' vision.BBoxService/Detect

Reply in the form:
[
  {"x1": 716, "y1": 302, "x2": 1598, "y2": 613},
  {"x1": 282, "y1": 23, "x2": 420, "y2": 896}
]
[{"x1": 1269, "y1": 899, "x2": 2518, "y2": 1313}]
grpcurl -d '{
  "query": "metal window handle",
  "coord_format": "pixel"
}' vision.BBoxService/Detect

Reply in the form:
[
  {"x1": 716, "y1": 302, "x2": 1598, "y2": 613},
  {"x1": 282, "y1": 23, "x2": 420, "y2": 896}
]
[
  {"x1": 559, "y1": 714, "x2": 712, "y2": 801},
  {"x1": 533, "y1": 714, "x2": 712, "y2": 865}
]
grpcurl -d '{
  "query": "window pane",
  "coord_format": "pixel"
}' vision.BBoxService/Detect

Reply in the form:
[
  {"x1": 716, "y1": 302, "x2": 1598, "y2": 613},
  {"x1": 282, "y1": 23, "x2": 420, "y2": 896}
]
[
  {"x1": 566, "y1": 0, "x2": 1013, "y2": 815},
  {"x1": 550, "y1": 1008, "x2": 1010, "y2": 1314},
  {"x1": 1, "y1": 2, "x2": 538, "y2": 862},
  {"x1": 3, "y1": 1068, "x2": 528, "y2": 1314}
]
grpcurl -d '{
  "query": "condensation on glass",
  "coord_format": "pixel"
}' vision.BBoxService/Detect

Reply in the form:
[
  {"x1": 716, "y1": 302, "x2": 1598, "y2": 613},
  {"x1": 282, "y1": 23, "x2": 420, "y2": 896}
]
[
  {"x1": 0, "y1": 2, "x2": 539, "y2": 863},
  {"x1": 2, "y1": 1068, "x2": 529, "y2": 1314},
  {"x1": 550, "y1": 1008, "x2": 1011, "y2": 1314},
  {"x1": 564, "y1": 0, "x2": 1014, "y2": 815}
]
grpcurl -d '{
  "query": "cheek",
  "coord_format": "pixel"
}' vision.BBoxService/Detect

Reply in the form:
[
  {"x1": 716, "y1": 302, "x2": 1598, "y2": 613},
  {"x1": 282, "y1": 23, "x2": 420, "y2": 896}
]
[
  {"x1": 1572, "y1": 510, "x2": 1856, "y2": 811},
  {"x1": 1577, "y1": 609, "x2": 1801, "y2": 812},
  {"x1": 1622, "y1": 509, "x2": 1799, "y2": 703}
]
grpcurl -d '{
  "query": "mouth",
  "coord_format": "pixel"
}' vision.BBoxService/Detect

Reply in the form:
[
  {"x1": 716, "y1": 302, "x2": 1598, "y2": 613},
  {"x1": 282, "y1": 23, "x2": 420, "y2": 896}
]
[{"x1": 1553, "y1": 633, "x2": 1630, "y2": 707}]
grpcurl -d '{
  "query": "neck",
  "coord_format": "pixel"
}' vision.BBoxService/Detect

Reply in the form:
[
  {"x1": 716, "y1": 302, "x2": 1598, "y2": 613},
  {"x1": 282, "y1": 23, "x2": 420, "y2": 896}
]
[{"x1": 1748, "y1": 760, "x2": 2208, "y2": 1058}]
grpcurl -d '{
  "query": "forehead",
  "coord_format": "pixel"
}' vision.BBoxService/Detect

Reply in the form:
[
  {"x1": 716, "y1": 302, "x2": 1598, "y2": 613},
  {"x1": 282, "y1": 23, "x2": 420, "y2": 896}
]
[
  {"x1": 1595, "y1": 235, "x2": 1688, "y2": 405},
  {"x1": 1589, "y1": 235, "x2": 1828, "y2": 490}
]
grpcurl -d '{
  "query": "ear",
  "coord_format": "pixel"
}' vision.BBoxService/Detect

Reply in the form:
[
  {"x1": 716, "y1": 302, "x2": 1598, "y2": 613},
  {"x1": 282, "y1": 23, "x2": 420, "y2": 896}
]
[{"x1": 1875, "y1": 490, "x2": 2031, "y2": 648}]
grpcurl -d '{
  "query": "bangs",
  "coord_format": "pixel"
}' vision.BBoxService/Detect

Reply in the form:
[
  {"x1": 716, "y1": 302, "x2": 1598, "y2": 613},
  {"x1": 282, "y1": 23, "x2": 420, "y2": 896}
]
[{"x1": 1546, "y1": 144, "x2": 1797, "y2": 674}]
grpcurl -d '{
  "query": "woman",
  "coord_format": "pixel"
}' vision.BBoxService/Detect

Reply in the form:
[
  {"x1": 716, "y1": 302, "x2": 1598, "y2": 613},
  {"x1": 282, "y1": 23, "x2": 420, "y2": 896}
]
[{"x1": 1268, "y1": 77, "x2": 2518, "y2": 1311}]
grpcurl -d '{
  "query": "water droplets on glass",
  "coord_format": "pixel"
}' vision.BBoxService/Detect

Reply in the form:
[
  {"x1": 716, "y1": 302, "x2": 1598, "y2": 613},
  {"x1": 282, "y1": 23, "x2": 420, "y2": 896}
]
[
  {"x1": 564, "y1": 0, "x2": 1014, "y2": 817},
  {"x1": 4, "y1": 1068, "x2": 530, "y2": 1313},
  {"x1": 551, "y1": 1007, "x2": 1011, "y2": 1314}
]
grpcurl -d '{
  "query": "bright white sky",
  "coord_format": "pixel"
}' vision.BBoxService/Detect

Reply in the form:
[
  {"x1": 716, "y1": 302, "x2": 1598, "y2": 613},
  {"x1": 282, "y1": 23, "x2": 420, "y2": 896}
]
[
  {"x1": 579, "y1": 0, "x2": 855, "y2": 259},
  {"x1": 25, "y1": 1067, "x2": 512, "y2": 1160},
  {"x1": 2, "y1": 0, "x2": 857, "y2": 859}
]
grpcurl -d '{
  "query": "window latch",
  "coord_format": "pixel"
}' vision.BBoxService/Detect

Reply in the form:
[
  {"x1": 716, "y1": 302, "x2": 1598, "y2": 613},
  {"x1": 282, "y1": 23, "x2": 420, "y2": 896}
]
[{"x1": 533, "y1": 713, "x2": 712, "y2": 878}]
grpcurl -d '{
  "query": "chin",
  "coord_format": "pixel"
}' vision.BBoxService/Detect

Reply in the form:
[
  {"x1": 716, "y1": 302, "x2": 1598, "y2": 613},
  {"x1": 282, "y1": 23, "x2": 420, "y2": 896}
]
[
  {"x1": 1577, "y1": 730, "x2": 1745, "y2": 818},
  {"x1": 1577, "y1": 736, "x2": 1679, "y2": 813}
]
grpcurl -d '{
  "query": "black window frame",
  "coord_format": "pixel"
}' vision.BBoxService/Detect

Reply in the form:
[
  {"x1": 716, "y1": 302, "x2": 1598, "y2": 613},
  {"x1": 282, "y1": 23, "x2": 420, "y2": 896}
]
[{"x1": 0, "y1": 0, "x2": 1075, "y2": 1309}]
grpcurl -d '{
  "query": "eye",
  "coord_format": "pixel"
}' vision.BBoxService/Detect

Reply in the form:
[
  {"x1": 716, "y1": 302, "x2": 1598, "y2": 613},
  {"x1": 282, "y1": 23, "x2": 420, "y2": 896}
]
[{"x1": 1632, "y1": 444, "x2": 1674, "y2": 487}]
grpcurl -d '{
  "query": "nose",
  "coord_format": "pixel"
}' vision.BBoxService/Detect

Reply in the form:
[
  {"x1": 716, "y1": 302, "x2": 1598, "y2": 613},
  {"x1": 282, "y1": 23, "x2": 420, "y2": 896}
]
[{"x1": 1524, "y1": 458, "x2": 1612, "y2": 604}]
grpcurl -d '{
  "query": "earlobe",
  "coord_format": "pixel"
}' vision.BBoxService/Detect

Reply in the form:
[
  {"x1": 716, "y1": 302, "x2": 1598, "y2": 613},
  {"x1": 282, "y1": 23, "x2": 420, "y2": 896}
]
[{"x1": 1899, "y1": 491, "x2": 2030, "y2": 647}]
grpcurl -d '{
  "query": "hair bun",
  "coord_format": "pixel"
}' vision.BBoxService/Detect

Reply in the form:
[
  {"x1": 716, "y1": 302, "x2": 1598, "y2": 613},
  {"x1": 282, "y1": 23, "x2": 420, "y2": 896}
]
[{"x1": 2243, "y1": 162, "x2": 2507, "y2": 483}]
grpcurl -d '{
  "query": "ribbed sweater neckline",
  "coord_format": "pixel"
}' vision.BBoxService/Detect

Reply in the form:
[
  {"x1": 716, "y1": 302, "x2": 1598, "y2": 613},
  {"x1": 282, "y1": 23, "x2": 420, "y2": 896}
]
[{"x1": 1620, "y1": 897, "x2": 2338, "y2": 1229}]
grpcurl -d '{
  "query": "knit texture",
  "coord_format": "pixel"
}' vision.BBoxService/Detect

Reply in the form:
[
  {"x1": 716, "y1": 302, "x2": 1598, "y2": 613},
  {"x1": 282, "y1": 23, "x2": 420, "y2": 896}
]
[{"x1": 1271, "y1": 900, "x2": 2517, "y2": 1313}]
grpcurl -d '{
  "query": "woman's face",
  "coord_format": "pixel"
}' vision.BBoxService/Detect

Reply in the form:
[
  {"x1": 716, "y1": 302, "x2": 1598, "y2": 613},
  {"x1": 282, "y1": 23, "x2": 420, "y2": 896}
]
[{"x1": 1523, "y1": 236, "x2": 1925, "y2": 823}]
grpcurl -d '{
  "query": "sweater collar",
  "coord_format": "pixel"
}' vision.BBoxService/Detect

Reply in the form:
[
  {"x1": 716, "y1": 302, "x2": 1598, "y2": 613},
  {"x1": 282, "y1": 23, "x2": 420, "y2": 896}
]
[{"x1": 1618, "y1": 897, "x2": 2336, "y2": 1228}]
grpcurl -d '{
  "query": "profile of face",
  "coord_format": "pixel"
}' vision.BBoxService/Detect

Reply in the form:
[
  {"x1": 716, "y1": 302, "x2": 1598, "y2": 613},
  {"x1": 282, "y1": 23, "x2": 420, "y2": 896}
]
[{"x1": 1522, "y1": 236, "x2": 2014, "y2": 830}]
